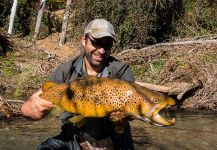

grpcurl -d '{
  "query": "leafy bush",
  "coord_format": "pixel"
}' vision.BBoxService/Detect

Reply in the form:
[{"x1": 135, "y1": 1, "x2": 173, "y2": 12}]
[
  {"x1": 70, "y1": 0, "x2": 184, "y2": 52},
  {"x1": 174, "y1": 0, "x2": 217, "y2": 38},
  {"x1": 0, "y1": 0, "x2": 63, "y2": 37},
  {"x1": 1, "y1": 0, "x2": 217, "y2": 52}
]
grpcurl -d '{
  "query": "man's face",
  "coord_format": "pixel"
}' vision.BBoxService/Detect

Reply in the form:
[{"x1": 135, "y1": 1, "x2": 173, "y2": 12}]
[{"x1": 82, "y1": 34, "x2": 114, "y2": 67}]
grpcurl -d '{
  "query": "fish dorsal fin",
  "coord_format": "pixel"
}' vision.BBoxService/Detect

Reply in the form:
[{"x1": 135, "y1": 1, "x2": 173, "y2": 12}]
[{"x1": 42, "y1": 81, "x2": 56, "y2": 91}]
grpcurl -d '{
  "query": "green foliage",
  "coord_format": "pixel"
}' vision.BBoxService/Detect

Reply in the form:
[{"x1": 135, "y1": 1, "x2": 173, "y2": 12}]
[
  {"x1": 153, "y1": 59, "x2": 165, "y2": 73},
  {"x1": 0, "y1": 48, "x2": 50, "y2": 98},
  {"x1": 202, "y1": 51, "x2": 217, "y2": 63},
  {"x1": 70, "y1": 0, "x2": 184, "y2": 52},
  {"x1": 13, "y1": 0, "x2": 36, "y2": 36},
  {"x1": 131, "y1": 58, "x2": 165, "y2": 83},
  {"x1": 1, "y1": 0, "x2": 217, "y2": 51},
  {"x1": 0, "y1": 52, "x2": 21, "y2": 77},
  {"x1": 0, "y1": 0, "x2": 63, "y2": 37},
  {"x1": 174, "y1": 0, "x2": 217, "y2": 37},
  {"x1": 0, "y1": 0, "x2": 11, "y2": 28}
]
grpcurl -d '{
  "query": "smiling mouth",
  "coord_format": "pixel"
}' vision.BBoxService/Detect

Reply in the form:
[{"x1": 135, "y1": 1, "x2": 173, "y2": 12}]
[{"x1": 93, "y1": 54, "x2": 106, "y2": 61}]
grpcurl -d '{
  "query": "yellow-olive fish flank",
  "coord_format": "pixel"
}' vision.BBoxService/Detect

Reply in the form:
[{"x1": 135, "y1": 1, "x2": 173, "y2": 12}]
[{"x1": 40, "y1": 76, "x2": 176, "y2": 128}]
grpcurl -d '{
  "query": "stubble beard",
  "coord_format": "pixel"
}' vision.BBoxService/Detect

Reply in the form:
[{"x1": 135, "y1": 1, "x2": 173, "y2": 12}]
[{"x1": 85, "y1": 51, "x2": 107, "y2": 68}]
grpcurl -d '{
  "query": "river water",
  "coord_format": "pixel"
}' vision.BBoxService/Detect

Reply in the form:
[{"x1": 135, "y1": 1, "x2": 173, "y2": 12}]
[{"x1": 0, "y1": 111, "x2": 216, "y2": 150}]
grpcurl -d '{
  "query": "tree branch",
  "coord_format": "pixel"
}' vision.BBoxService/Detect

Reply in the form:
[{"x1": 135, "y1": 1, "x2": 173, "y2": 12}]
[{"x1": 136, "y1": 79, "x2": 201, "y2": 100}]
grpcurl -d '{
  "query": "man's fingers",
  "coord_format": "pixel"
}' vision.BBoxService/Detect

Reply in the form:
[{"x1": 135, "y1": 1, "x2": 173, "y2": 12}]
[
  {"x1": 39, "y1": 99, "x2": 53, "y2": 108},
  {"x1": 35, "y1": 89, "x2": 53, "y2": 108},
  {"x1": 35, "y1": 89, "x2": 43, "y2": 95}
]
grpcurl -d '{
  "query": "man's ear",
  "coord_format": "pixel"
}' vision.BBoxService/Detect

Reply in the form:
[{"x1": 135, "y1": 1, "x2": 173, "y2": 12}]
[{"x1": 81, "y1": 34, "x2": 86, "y2": 47}]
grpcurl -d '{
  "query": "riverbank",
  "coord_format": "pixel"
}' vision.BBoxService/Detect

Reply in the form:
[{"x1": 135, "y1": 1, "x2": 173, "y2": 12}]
[{"x1": 0, "y1": 34, "x2": 217, "y2": 112}]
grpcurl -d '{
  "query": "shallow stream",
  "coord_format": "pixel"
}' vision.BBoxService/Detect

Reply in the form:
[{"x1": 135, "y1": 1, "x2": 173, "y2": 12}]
[{"x1": 0, "y1": 111, "x2": 216, "y2": 150}]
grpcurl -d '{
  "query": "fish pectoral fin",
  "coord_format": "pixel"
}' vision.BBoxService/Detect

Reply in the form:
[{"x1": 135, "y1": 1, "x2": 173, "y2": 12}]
[
  {"x1": 67, "y1": 115, "x2": 86, "y2": 127},
  {"x1": 68, "y1": 115, "x2": 84, "y2": 122},
  {"x1": 109, "y1": 111, "x2": 129, "y2": 122},
  {"x1": 49, "y1": 106, "x2": 64, "y2": 118}
]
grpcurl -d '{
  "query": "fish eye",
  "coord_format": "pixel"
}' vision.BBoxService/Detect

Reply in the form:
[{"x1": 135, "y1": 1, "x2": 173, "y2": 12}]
[{"x1": 153, "y1": 98, "x2": 159, "y2": 103}]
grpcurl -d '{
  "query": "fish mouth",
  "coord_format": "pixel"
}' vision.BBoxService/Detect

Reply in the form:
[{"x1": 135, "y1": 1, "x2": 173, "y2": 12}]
[
  {"x1": 151, "y1": 98, "x2": 176, "y2": 126},
  {"x1": 151, "y1": 112, "x2": 176, "y2": 126},
  {"x1": 139, "y1": 98, "x2": 176, "y2": 126}
]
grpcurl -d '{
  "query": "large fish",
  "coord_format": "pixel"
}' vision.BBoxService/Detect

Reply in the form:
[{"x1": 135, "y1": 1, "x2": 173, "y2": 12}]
[{"x1": 40, "y1": 76, "x2": 176, "y2": 129}]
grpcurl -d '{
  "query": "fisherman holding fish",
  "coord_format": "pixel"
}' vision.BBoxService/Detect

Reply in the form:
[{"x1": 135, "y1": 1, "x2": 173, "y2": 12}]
[{"x1": 21, "y1": 19, "x2": 136, "y2": 150}]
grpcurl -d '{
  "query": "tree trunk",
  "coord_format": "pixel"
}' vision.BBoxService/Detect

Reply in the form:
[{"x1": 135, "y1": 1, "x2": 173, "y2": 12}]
[
  {"x1": 33, "y1": 0, "x2": 46, "y2": 40},
  {"x1": 8, "y1": 0, "x2": 18, "y2": 35},
  {"x1": 59, "y1": 0, "x2": 72, "y2": 46}
]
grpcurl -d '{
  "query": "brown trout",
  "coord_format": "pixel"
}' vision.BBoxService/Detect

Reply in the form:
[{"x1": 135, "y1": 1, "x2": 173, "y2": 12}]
[{"x1": 40, "y1": 76, "x2": 176, "y2": 128}]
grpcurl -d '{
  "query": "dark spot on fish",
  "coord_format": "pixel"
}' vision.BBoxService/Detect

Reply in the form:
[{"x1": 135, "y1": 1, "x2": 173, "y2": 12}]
[
  {"x1": 73, "y1": 102, "x2": 78, "y2": 112},
  {"x1": 137, "y1": 104, "x2": 142, "y2": 114},
  {"x1": 66, "y1": 87, "x2": 74, "y2": 100}
]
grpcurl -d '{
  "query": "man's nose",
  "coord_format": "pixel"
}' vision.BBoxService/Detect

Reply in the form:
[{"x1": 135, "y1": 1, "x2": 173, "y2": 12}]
[{"x1": 97, "y1": 47, "x2": 105, "y2": 54}]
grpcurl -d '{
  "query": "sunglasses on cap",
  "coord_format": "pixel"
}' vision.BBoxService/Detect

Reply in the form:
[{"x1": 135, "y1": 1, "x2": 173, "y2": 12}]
[{"x1": 85, "y1": 33, "x2": 113, "y2": 50}]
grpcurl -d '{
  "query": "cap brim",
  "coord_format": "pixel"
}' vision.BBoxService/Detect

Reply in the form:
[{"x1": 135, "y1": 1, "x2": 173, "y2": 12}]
[{"x1": 91, "y1": 31, "x2": 116, "y2": 42}]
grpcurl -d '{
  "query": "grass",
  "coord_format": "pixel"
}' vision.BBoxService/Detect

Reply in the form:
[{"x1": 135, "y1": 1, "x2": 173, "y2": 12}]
[
  {"x1": 202, "y1": 51, "x2": 217, "y2": 63},
  {"x1": 0, "y1": 53, "x2": 21, "y2": 77},
  {"x1": 0, "y1": 46, "x2": 52, "y2": 98},
  {"x1": 131, "y1": 58, "x2": 166, "y2": 83}
]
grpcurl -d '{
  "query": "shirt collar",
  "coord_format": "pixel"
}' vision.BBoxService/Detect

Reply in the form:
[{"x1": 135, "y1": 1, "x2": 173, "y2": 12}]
[{"x1": 73, "y1": 53, "x2": 85, "y2": 75}]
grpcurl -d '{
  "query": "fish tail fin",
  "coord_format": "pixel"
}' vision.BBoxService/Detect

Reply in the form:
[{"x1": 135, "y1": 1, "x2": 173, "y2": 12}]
[{"x1": 42, "y1": 81, "x2": 56, "y2": 91}]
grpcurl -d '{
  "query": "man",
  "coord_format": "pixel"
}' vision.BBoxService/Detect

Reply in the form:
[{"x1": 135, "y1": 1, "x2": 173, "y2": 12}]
[{"x1": 21, "y1": 19, "x2": 135, "y2": 150}]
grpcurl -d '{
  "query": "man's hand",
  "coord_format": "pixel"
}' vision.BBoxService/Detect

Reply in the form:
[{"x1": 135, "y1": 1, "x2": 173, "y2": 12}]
[
  {"x1": 109, "y1": 111, "x2": 128, "y2": 122},
  {"x1": 80, "y1": 141, "x2": 107, "y2": 150},
  {"x1": 21, "y1": 89, "x2": 53, "y2": 119},
  {"x1": 80, "y1": 137, "x2": 114, "y2": 150},
  {"x1": 109, "y1": 111, "x2": 132, "y2": 134}
]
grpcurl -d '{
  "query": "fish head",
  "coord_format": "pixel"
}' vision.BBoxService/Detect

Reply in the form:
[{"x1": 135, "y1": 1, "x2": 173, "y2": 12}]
[
  {"x1": 39, "y1": 81, "x2": 69, "y2": 105},
  {"x1": 140, "y1": 90, "x2": 176, "y2": 126}
]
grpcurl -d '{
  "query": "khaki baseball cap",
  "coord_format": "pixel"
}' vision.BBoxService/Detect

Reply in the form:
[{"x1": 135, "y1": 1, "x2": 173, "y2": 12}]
[{"x1": 84, "y1": 19, "x2": 115, "y2": 40}]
